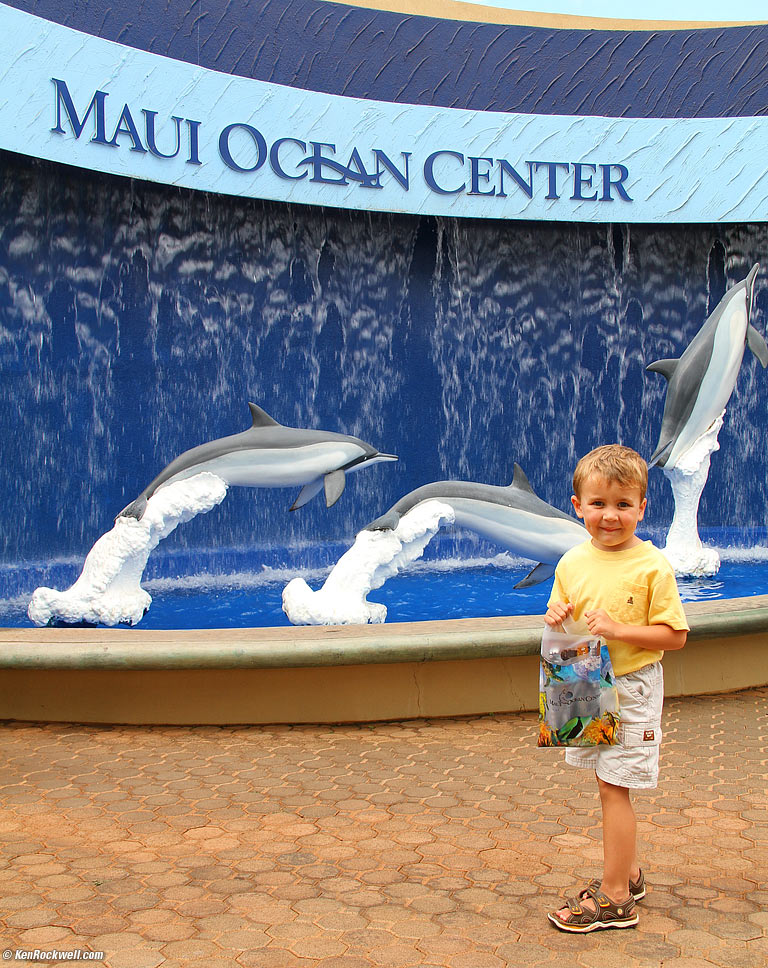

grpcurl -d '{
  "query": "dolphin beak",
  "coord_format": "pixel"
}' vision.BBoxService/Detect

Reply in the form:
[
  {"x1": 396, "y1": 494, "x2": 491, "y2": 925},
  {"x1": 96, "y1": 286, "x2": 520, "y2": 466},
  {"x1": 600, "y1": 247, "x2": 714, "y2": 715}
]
[
  {"x1": 746, "y1": 263, "x2": 760, "y2": 320},
  {"x1": 341, "y1": 453, "x2": 398, "y2": 475}
]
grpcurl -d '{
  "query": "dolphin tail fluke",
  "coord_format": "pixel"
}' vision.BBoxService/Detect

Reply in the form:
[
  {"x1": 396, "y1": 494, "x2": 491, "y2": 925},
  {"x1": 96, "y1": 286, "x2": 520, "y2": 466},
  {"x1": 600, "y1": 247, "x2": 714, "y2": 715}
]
[
  {"x1": 117, "y1": 495, "x2": 148, "y2": 521},
  {"x1": 289, "y1": 478, "x2": 323, "y2": 511},
  {"x1": 324, "y1": 469, "x2": 346, "y2": 507},
  {"x1": 364, "y1": 510, "x2": 401, "y2": 532},
  {"x1": 648, "y1": 441, "x2": 673, "y2": 469},
  {"x1": 747, "y1": 324, "x2": 768, "y2": 368},
  {"x1": 514, "y1": 562, "x2": 555, "y2": 589}
]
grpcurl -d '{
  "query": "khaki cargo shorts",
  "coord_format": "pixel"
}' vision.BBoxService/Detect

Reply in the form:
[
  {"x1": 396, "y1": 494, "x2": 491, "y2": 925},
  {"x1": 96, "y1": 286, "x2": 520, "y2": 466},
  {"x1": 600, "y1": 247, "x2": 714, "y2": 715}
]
[{"x1": 565, "y1": 660, "x2": 664, "y2": 789}]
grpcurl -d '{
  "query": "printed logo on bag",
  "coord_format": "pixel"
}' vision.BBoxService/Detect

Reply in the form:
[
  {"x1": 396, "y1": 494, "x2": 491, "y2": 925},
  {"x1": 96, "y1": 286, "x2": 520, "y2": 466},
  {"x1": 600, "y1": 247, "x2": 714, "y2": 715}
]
[
  {"x1": 627, "y1": 596, "x2": 634, "y2": 605},
  {"x1": 643, "y1": 729, "x2": 655, "y2": 742}
]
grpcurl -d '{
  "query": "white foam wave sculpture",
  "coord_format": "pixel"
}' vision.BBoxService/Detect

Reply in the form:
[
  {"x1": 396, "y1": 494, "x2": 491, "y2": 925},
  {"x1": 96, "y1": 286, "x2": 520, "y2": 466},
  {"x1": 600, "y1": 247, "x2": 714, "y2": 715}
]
[
  {"x1": 660, "y1": 413, "x2": 723, "y2": 577},
  {"x1": 28, "y1": 473, "x2": 229, "y2": 627},
  {"x1": 282, "y1": 500, "x2": 456, "y2": 625}
]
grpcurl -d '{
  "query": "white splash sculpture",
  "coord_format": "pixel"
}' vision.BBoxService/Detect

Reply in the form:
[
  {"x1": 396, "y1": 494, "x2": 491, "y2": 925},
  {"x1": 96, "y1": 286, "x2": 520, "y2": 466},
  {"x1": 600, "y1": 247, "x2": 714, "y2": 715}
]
[
  {"x1": 28, "y1": 473, "x2": 228, "y2": 627},
  {"x1": 282, "y1": 500, "x2": 455, "y2": 625},
  {"x1": 660, "y1": 417, "x2": 723, "y2": 576}
]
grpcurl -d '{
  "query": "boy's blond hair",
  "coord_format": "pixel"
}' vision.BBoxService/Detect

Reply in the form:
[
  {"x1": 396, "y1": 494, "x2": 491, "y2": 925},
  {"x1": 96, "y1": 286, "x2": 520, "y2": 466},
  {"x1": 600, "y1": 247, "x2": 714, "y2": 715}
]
[{"x1": 573, "y1": 444, "x2": 648, "y2": 500}]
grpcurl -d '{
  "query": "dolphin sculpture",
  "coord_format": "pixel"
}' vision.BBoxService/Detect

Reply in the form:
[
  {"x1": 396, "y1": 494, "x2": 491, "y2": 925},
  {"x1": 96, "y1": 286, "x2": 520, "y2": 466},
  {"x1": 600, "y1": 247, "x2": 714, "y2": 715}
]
[
  {"x1": 118, "y1": 403, "x2": 397, "y2": 520},
  {"x1": 364, "y1": 464, "x2": 586, "y2": 587},
  {"x1": 647, "y1": 263, "x2": 768, "y2": 468}
]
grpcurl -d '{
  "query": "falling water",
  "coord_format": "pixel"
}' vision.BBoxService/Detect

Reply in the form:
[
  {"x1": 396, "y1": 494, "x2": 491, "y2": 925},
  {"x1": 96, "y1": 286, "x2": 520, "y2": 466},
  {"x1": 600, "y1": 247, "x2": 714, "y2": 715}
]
[{"x1": 2, "y1": 150, "x2": 768, "y2": 602}]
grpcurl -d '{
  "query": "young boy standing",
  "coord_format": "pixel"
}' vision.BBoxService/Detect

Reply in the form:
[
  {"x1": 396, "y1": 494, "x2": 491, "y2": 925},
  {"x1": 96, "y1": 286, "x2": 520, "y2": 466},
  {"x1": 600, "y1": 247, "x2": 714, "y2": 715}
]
[{"x1": 545, "y1": 444, "x2": 688, "y2": 933}]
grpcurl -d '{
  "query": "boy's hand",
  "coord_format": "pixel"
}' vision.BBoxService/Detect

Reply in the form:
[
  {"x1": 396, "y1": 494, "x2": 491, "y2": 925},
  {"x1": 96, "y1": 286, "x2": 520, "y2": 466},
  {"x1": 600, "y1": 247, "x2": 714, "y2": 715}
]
[
  {"x1": 584, "y1": 608, "x2": 620, "y2": 639},
  {"x1": 545, "y1": 601, "x2": 573, "y2": 631}
]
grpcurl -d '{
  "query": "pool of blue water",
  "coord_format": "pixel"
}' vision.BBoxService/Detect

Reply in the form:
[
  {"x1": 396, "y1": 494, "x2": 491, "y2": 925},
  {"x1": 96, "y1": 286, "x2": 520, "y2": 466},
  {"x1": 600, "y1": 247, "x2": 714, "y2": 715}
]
[
  {"x1": 2, "y1": 529, "x2": 767, "y2": 630},
  {"x1": 91, "y1": 559, "x2": 768, "y2": 629}
]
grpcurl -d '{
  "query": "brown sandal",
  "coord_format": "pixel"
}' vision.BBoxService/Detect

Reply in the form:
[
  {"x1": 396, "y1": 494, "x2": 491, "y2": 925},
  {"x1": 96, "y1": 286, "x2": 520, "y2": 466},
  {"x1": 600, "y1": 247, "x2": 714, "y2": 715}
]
[
  {"x1": 548, "y1": 886, "x2": 638, "y2": 933},
  {"x1": 581, "y1": 868, "x2": 646, "y2": 903}
]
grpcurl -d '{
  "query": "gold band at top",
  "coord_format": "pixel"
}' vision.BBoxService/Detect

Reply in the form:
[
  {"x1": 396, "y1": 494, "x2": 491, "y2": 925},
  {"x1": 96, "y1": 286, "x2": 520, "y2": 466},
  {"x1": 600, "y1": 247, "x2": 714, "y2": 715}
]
[{"x1": 320, "y1": 0, "x2": 765, "y2": 30}]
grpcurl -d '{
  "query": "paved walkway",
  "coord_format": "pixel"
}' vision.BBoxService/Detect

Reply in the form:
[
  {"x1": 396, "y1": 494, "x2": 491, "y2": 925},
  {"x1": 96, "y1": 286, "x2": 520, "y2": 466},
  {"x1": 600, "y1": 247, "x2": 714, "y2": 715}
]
[{"x1": 0, "y1": 687, "x2": 766, "y2": 968}]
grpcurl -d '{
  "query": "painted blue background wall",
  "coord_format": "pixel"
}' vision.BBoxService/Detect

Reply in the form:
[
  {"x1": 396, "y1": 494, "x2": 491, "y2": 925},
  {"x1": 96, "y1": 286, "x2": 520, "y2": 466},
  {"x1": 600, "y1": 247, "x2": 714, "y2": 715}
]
[
  {"x1": 1, "y1": 1, "x2": 767, "y2": 571},
  {"x1": 2, "y1": 148, "x2": 767, "y2": 565}
]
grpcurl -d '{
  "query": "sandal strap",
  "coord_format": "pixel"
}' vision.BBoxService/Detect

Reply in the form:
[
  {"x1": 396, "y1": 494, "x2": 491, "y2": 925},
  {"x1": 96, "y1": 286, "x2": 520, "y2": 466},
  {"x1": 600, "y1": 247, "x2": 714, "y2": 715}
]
[
  {"x1": 566, "y1": 896, "x2": 586, "y2": 915},
  {"x1": 585, "y1": 887, "x2": 635, "y2": 921},
  {"x1": 581, "y1": 873, "x2": 644, "y2": 900},
  {"x1": 561, "y1": 893, "x2": 599, "y2": 926}
]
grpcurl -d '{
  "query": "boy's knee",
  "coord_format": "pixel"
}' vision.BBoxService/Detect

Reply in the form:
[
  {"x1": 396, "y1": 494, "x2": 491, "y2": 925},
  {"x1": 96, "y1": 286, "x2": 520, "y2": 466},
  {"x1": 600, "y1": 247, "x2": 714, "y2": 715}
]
[{"x1": 597, "y1": 775, "x2": 630, "y2": 796}]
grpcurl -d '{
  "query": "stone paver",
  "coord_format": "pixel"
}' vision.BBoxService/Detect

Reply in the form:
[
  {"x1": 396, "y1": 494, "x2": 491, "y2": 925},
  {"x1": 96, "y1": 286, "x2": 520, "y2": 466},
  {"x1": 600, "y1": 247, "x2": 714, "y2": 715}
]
[{"x1": 0, "y1": 686, "x2": 766, "y2": 967}]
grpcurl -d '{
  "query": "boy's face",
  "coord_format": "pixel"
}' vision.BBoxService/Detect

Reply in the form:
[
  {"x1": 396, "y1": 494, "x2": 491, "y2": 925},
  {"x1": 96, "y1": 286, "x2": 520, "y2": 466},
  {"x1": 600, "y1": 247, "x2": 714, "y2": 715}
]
[{"x1": 571, "y1": 474, "x2": 646, "y2": 552}]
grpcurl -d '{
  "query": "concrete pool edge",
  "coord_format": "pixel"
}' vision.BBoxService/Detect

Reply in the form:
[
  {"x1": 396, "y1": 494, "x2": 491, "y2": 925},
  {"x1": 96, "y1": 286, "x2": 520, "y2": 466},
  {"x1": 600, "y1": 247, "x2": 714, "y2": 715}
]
[{"x1": 1, "y1": 596, "x2": 766, "y2": 723}]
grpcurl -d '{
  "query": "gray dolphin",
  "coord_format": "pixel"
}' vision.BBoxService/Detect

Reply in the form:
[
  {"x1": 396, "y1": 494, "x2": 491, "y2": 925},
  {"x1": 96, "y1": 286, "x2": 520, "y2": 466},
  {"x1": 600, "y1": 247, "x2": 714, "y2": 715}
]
[
  {"x1": 647, "y1": 263, "x2": 768, "y2": 468},
  {"x1": 118, "y1": 403, "x2": 397, "y2": 520},
  {"x1": 364, "y1": 464, "x2": 586, "y2": 587}
]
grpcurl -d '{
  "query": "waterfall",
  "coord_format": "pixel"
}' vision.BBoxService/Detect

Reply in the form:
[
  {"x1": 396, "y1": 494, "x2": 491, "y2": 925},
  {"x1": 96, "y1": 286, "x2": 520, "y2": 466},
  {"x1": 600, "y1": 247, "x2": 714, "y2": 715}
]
[{"x1": 2, "y1": 150, "x2": 768, "y2": 586}]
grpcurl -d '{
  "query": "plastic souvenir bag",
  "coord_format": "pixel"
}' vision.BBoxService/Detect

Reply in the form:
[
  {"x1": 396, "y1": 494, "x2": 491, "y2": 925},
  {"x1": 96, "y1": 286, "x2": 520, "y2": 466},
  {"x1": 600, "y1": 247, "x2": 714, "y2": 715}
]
[{"x1": 537, "y1": 625, "x2": 620, "y2": 747}]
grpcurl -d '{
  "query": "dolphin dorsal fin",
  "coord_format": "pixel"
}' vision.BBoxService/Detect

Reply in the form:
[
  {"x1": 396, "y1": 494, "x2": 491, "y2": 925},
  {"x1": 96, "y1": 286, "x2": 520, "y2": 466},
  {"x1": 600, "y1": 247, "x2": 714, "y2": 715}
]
[
  {"x1": 248, "y1": 403, "x2": 281, "y2": 428},
  {"x1": 510, "y1": 463, "x2": 535, "y2": 493},
  {"x1": 645, "y1": 358, "x2": 678, "y2": 381}
]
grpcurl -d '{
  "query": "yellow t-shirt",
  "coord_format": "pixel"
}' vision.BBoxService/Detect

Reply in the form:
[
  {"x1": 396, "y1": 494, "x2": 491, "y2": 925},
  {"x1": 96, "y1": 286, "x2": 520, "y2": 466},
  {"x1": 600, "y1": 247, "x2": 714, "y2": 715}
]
[{"x1": 548, "y1": 539, "x2": 689, "y2": 676}]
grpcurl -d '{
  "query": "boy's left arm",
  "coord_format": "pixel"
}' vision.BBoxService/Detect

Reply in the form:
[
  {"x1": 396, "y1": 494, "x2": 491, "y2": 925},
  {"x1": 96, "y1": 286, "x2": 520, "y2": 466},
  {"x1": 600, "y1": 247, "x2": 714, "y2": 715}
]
[{"x1": 583, "y1": 610, "x2": 687, "y2": 651}]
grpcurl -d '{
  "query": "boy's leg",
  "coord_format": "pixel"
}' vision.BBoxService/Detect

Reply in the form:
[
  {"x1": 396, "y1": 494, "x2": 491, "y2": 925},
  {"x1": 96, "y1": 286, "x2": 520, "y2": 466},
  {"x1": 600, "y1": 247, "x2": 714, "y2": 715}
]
[
  {"x1": 552, "y1": 773, "x2": 634, "y2": 923},
  {"x1": 551, "y1": 662, "x2": 662, "y2": 924},
  {"x1": 598, "y1": 776, "x2": 639, "y2": 900}
]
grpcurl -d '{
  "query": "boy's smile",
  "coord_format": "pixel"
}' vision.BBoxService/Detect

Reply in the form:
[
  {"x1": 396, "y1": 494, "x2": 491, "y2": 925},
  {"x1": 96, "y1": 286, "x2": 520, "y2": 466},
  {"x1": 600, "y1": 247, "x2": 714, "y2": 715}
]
[{"x1": 571, "y1": 474, "x2": 646, "y2": 552}]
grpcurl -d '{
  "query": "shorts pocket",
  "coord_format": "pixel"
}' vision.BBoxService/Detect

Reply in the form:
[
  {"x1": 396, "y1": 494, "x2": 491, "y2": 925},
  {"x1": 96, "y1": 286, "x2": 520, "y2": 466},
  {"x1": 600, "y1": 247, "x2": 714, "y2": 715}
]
[
  {"x1": 617, "y1": 663, "x2": 664, "y2": 718},
  {"x1": 620, "y1": 724, "x2": 662, "y2": 748}
]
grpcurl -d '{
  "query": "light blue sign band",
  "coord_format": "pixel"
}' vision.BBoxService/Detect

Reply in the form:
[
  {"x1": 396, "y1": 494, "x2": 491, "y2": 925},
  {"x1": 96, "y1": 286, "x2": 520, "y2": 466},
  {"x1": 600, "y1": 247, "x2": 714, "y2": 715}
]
[{"x1": 1, "y1": 4, "x2": 767, "y2": 222}]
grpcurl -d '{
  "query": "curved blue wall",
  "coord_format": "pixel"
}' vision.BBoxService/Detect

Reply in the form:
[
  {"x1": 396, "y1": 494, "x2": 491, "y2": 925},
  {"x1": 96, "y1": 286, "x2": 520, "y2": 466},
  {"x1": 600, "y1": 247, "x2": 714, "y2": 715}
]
[
  {"x1": 2, "y1": 149, "x2": 767, "y2": 564},
  {"x1": 1, "y1": 2, "x2": 767, "y2": 573},
  {"x1": 5, "y1": 0, "x2": 768, "y2": 118}
]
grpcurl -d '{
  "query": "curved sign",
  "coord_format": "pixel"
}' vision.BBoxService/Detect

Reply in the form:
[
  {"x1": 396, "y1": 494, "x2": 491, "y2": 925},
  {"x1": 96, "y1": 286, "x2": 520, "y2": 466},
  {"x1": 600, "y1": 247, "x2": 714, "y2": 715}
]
[{"x1": 1, "y1": 4, "x2": 768, "y2": 221}]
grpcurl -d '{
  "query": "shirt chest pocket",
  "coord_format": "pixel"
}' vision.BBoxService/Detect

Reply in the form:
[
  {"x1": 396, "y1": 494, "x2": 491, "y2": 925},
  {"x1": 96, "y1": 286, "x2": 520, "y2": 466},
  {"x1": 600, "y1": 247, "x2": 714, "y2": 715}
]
[{"x1": 608, "y1": 581, "x2": 648, "y2": 626}]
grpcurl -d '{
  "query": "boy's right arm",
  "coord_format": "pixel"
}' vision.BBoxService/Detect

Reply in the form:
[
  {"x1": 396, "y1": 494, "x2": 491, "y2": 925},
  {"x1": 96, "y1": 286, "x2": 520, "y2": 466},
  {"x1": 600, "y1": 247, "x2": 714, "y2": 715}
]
[
  {"x1": 545, "y1": 567, "x2": 572, "y2": 631},
  {"x1": 544, "y1": 600, "x2": 574, "y2": 631}
]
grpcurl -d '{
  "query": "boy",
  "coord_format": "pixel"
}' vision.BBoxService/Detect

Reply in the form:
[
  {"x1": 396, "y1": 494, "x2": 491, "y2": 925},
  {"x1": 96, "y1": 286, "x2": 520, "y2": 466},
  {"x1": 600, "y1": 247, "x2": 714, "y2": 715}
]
[{"x1": 545, "y1": 444, "x2": 688, "y2": 933}]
